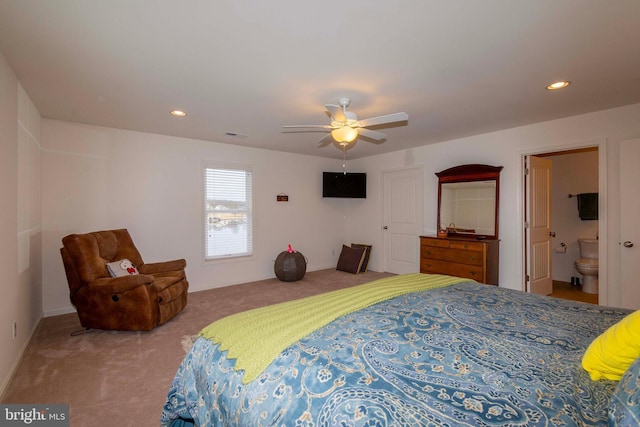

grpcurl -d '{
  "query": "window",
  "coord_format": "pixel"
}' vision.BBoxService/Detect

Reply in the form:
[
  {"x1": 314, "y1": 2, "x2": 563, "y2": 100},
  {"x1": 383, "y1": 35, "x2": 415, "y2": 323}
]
[{"x1": 204, "y1": 163, "x2": 253, "y2": 260}]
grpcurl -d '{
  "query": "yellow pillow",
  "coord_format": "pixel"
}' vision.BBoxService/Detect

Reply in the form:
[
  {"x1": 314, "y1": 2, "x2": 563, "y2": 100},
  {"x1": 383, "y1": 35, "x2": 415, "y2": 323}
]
[{"x1": 582, "y1": 310, "x2": 640, "y2": 381}]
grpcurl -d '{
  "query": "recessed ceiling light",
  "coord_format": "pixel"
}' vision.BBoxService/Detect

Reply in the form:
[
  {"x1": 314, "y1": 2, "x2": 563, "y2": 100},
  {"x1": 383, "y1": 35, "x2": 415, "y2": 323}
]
[
  {"x1": 545, "y1": 81, "x2": 570, "y2": 90},
  {"x1": 170, "y1": 110, "x2": 187, "y2": 117}
]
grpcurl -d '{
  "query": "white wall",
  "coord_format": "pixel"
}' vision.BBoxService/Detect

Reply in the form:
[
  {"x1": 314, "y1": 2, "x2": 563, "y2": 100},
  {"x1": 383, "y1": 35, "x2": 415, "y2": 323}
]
[
  {"x1": 22, "y1": 90, "x2": 640, "y2": 334},
  {"x1": 41, "y1": 120, "x2": 351, "y2": 315},
  {"x1": 0, "y1": 55, "x2": 42, "y2": 396},
  {"x1": 346, "y1": 103, "x2": 640, "y2": 308},
  {"x1": 0, "y1": 44, "x2": 18, "y2": 398},
  {"x1": 549, "y1": 150, "x2": 599, "y2": 283},
  {"x1": 16, "y1": 83, "x2": 43, "y2": 357}
]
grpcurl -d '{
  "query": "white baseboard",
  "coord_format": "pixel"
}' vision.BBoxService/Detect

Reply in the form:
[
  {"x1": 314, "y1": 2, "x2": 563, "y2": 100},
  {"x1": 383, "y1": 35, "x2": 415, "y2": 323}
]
[
  {"x1": 44, "y1": 307, "x2": 76, "y2": 317},
  {"x1": 0, "y1": 317, "x2": 40, "y2": 400}
]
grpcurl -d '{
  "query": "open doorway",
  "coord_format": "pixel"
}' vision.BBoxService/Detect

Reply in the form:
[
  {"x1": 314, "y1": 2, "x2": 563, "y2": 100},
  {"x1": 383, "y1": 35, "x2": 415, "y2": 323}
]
[{"x1": 524, "y1": 147, "x2": 600, "y2": 304}]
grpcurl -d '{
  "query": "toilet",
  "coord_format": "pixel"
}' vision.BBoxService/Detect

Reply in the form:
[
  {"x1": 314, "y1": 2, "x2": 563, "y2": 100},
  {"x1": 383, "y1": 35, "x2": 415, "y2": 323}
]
[{"x1": 575, "y1": 238, "x2": 598, "y2": 294}]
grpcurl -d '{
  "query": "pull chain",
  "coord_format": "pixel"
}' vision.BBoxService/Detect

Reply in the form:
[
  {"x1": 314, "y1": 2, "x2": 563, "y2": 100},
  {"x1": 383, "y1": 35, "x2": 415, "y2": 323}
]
[{"x1": 342, "y1": 145, "x2": 347, "y2": 174}]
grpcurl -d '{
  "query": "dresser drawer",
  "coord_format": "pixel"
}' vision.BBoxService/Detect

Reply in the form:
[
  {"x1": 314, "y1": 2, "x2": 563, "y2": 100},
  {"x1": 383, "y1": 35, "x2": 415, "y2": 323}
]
[
  {"x1": 449, "y1": 240, "x2": 484, "y2": 251},
  {"x1": 420, "y1": 246, "x2": 483, "y2": 266},
  {"x1": 420, "y1": 237, "x2": 451, "y2": 249},
  {"x1": 421, "y1": 237, "x2": 484, "y2": 251},
  {"x1": 420, "y1": 259, "x2": 484, "y2": 281}
]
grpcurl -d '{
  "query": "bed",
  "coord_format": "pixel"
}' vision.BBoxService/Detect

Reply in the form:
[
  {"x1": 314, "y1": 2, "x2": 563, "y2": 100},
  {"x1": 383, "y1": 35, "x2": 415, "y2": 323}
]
[{"x1": 161, "y1": 273, "x2": 639, "y2": 426}]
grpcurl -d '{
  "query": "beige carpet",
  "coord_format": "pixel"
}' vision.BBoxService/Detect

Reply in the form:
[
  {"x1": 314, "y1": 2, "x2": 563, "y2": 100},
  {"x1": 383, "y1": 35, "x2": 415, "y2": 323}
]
[{"x1": 1, "y1": 268, "x2": 394, "y2": 426}]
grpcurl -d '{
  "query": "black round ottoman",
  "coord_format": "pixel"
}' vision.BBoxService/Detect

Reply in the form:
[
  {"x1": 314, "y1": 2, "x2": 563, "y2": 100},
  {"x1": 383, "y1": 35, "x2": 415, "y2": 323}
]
[{"x1": 274, "y1": 251, "x2": 307, "y2": 282}]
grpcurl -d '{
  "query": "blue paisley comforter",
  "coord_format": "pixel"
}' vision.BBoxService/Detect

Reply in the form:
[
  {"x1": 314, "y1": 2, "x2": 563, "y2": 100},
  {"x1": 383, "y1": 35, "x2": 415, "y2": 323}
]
[{"x1": 162, "y1": 279, "x2": 630, "y2": 426}]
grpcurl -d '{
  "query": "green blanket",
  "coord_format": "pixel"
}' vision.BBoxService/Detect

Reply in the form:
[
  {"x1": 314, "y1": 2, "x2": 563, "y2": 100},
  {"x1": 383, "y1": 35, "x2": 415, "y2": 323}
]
[{"x1": 200, "y1": 273, "x2": 470, "y2": 383}]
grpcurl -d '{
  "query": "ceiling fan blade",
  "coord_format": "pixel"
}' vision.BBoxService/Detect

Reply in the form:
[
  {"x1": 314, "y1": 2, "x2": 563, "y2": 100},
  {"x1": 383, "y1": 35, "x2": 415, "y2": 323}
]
[
  {"x1": 325, "y1": 104, "x2": 346, "y2": 122},
  {"x1": 357, "y1": 128, "x2": 387, "y2": 141},
  {"x1": 358, "y1": 112, "x2": 408, "y2": 128},
  {"x1": 282, "y1": 125, "x2": 332, "y2": 129},
  {"x1": 317, "y1": 134, "x2": 334, "y2": 147}
]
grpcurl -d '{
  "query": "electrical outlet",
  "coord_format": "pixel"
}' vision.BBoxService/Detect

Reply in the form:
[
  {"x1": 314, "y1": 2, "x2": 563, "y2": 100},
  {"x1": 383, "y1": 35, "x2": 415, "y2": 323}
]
[{"x1": 12, "y1": 321, "x2": 17, "y2": 339}]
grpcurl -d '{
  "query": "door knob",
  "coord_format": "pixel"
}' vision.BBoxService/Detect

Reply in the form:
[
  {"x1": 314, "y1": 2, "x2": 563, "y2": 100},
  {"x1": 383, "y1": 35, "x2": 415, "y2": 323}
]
[
  {"x1": 623, "y1": 241, "x2": 634, "y2": 248},
  {"x1": 383, "y1": 226, "x2": 388, "y2": 230}
]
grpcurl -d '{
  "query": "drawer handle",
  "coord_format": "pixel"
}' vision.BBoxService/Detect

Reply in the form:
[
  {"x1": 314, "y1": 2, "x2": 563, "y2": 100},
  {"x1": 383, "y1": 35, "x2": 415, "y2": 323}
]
[
  {"x1": 470, "y1": 271, "x2": 476, "y2": 276},
  {"x1": 426, "y1": 250, "x2": 431, "y2": 255},
  {"x1": 426, "y1": 263, "x2": 432, "y2": 268},
  {"x1": 469, "y1": 256, "x2": 475, "y2": 261}
]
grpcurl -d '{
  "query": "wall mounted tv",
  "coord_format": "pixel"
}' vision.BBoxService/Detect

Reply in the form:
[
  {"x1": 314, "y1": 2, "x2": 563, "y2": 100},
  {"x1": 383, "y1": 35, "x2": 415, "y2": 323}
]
[{"x1": 322, "y1": 172, "x2": 367, "y2": 198}]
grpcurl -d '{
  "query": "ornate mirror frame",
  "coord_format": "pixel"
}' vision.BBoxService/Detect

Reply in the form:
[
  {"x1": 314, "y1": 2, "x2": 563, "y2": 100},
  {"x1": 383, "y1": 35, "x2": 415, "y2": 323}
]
[{"x1": 436, "y1": 164, "x2": 504, "y2": 240}]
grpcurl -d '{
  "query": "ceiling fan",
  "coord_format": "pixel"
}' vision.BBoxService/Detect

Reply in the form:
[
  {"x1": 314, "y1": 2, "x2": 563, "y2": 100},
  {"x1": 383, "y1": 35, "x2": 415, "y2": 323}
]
[{"x1": 282, "y1": 97, "x2": 408, "y2": 149}]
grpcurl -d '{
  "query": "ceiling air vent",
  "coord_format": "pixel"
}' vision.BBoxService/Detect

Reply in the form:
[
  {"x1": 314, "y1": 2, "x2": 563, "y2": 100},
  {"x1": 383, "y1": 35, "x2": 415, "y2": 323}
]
[{"x1": 225, "y1": 132, "x2": 247, "y2": 138}]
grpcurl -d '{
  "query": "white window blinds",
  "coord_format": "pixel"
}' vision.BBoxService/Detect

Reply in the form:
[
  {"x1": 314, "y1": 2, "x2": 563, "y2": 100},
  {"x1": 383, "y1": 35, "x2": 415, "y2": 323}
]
[{"x1": 204, "y1": 163, "x2": 253, "y2": 260}]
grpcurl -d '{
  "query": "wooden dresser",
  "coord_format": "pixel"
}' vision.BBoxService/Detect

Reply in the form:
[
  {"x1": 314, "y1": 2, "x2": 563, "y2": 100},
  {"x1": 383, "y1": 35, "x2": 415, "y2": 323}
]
[{"x1": 420, "y1": 235, "x2": 499, "y2": 285}]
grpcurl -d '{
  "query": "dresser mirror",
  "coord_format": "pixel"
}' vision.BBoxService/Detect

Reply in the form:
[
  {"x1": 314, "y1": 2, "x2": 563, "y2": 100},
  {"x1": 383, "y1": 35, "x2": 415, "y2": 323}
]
[{"x1": 436, "y1": 164, "x2": 503, "y2": 239}]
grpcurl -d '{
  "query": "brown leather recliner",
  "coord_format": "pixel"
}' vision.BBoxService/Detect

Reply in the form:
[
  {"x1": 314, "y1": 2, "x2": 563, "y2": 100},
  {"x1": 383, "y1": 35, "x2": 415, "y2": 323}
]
[{"x1": 60, "y1": 229, "x2": 188, "y2": 331}]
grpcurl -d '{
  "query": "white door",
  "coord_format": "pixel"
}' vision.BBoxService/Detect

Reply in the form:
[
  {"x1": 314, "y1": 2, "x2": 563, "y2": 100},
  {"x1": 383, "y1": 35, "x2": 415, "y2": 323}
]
[
  {"x1": 525, "y1": 156, "x2": 553, "y2": 295},
  {"x1": 382, "y1": 168, "x2": 423, "y2": 274},
  {"x1": 620, "y1": 139, "x2": 640, "y2": 309}
]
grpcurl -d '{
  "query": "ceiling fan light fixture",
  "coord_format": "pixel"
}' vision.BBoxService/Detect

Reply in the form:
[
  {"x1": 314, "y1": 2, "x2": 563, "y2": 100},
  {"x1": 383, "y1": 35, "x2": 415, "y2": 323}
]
[
  {"x1": 283, "y1": 98, "x2": 408, "y2": 152},
  {"x1": 331, "y1": 126, "x2": 358, "y2": 144}
]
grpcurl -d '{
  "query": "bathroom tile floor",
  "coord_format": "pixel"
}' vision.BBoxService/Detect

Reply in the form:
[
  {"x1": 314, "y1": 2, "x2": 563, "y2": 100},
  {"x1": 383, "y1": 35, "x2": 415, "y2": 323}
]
[{"x1": 550, "y1": 280, "x2": 598, "y2": 304}]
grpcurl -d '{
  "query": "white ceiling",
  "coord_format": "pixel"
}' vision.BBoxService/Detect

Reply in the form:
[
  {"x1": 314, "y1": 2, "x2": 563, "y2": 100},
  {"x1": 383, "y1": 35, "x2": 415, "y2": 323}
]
[{"x1": 1, "y1": 1, "x2": 639, "y2": 159}]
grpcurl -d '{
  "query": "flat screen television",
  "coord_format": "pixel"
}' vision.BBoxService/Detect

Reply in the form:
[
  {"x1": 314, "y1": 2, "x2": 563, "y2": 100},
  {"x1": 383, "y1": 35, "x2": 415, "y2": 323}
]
[{"x1": 323, "y1": 172, "x2": 366, "y2": 198}]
